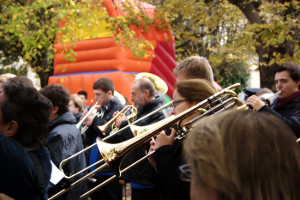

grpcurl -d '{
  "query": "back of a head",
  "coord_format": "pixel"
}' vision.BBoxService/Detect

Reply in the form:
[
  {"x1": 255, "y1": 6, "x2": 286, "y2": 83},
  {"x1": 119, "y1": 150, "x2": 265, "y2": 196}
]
[
  {"x1": 39, "y1": 84, "x2": 70, "y2": 116},
  {"x1": 173, "y1": 56, "x2": 214, "y2": 83},
  {"x1": 11, "y1": 76, "x2": 35, "y2": 88},
  {"x1": 176, "y1": 79, "x2": 217, "y2": 102},
  {"x1": 93, "y1": 77, "x2": 115, "y2": 95},
  {"x1": 184, "y1": 110, "x2": 300, "y2": 200},
  {"x1": 2, "y1": 80, "x2": 52, "y2": 148}
]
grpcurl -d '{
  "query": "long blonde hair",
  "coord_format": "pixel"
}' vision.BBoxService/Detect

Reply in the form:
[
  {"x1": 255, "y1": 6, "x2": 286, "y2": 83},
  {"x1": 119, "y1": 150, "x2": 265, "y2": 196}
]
[{"x1": 184, "y1": 110, "x2": 300, "y2": 200}]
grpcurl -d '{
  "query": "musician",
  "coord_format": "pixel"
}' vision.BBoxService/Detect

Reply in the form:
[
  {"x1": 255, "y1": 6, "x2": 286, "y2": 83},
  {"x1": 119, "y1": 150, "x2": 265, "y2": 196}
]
[
  {"x1": 246, "y1": 61, "x2": 300, "y2": 137},
  {"x1": 184, "y1": 110, "x2": 300, "y2": 200},
  {"x1": 39, "y1": 84, "x2": 87, "y2": 200},
  {"x1": 148, "y1": 79, "x2": 217, "y2": 200},
  {"x1": 83, "y1": 77, "x2": 125, "y2": 200},
  {"x1": 114, "y1": 77, "x2": 165, "y2": 200},
  {"x1": 0, "y1": 79, "x2": 52, "y2": 199}
]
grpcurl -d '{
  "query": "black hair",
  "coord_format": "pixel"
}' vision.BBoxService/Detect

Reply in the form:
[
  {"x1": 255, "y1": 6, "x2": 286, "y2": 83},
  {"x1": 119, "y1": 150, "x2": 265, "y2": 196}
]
[{"x1": 2, "y1": 80, "x2": 52, "y2": 147}]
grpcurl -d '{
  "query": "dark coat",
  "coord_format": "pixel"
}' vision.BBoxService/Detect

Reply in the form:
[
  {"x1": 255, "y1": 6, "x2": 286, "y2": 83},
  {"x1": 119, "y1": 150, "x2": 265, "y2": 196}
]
[
  {"x1": 84, "y1": 97, "x2": 125, "y2": 147},
  {"x1": 259, "y1": 91, "x2": 300, "y2": 137},
  {"x1": 47, "y1": 111, "x2": 87, "y2": 200},
  {"x1": 0, "y1": 134, "x2": 43, "y2": 200},
  {"x1": 119, "y1": 96, "x2": 166, "y2": 185},
  {"x1": 151, "y1": 139, "x2": 190, "y2": 200}
]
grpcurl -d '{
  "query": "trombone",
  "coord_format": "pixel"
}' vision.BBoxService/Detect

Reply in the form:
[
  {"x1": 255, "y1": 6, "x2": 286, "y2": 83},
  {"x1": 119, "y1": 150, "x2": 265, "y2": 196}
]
[
  {"x1": 50, "y1": 83, "x2": 240, "y2": 200},
  {"x1": 49, "y1": 102, "x2": 172, "y2": 200},
  {"x1": 78, "y1": 84, "x2": 240, "y2": 199}
]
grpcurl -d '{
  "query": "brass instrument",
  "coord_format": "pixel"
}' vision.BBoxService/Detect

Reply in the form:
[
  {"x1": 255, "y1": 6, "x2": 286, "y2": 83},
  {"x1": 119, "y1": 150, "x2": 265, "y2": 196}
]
[
  {"x1": 98, "y1": 105, "x2": 137, "y2": 135},
  {"x1": 237, "y1": 90, "x2": 281, "y2": 110},
  {"x1": 78, "y1": 83, "x2": 240, "y2": 199},
  {"x1": 76, "y1": 101, "x2": 102, "y2": 134},
  {"x1": 50, "y1": 83, "x2": 240, "y2": 200}
]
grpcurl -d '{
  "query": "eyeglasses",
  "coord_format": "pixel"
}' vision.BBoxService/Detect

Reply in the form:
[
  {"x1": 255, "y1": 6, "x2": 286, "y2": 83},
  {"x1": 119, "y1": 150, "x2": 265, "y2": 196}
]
[
  {"x1": 179, "y1": 164, "x2": 193, "y2": 182},
  {"x1": 172, "y1": 99, "x2": 187, "y2": 108}
]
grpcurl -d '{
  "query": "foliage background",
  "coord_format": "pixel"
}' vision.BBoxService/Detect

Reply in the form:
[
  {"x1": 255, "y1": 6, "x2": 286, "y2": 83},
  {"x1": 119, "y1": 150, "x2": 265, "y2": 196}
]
[{"x1": 0, "y1": 0, "x2": 299, "y2": 91}]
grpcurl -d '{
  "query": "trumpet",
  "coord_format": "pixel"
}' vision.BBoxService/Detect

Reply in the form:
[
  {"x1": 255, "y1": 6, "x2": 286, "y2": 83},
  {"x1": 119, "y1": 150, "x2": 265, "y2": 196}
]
[
  {"x1": 49, "y1": 102, "x2": 172, "y2": 200},
  {"x1": 238, "y1": 90, "x2": 281, "y2": 110},
  {"x1": 76, "y1": 102, "x2": 101, "y2": 134},
  {"x1": 98, "y1": 105, "x2": 137, "y2": 136}
]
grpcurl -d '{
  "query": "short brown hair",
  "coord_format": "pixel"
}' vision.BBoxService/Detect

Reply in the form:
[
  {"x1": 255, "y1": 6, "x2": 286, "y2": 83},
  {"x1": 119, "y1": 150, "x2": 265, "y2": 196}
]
[
  {"x1": 93, "y1": 77, "x2": 115, "y2": 95},
  {"x1": 173, "y1": 56, "x2": 214, "y2": 83}
]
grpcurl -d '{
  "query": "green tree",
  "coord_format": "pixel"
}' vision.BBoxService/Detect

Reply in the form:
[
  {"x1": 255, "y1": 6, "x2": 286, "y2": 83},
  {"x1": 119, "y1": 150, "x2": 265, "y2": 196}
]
[{"x1": 152, "y1": 0, "x2": 299, "y2": 90}]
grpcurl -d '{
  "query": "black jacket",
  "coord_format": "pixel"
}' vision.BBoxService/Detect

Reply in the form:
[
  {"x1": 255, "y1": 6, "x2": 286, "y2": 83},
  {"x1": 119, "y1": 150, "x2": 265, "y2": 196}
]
[
  {"x1": 47, "y1": 111, "x2": 87, "y2": 200},
  {"x1": 119, "y1": 96, "x2": 165, "y2": 185},
  {"x1": 259, "y1": 91, "x2": 300, "y2": 137},
  {"x1": 84, "y1": 97, "x2": 125, "y2": 147},
  {"x1": 151, "y1": 139, "x2": 190, "y2": 200}
]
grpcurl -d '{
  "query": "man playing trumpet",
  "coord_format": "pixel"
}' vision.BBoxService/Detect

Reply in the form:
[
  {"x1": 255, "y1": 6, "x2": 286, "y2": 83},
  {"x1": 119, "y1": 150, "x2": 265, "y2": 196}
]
[
  {"x1": 82, "y1": 77, "x2": 125, "y2": 200},
  {"x1": 246, "y1": 61, "x2": 300, "y2": 137}
]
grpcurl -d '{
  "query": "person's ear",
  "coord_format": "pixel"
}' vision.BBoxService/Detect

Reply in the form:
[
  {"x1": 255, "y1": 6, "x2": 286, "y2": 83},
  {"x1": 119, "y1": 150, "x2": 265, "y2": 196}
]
[
  {"x1": 108, "y1": 90, "x2": 113, "y2": 96},
  {"x1": 144, "y1": 89, "x2": 150, "y2": 97},
  {"x1": 52, "y1": 106, "x2": 59, "y2": 114},
  {"x1": 3, "y1": 120, "x2": 18, "y2": 137}
]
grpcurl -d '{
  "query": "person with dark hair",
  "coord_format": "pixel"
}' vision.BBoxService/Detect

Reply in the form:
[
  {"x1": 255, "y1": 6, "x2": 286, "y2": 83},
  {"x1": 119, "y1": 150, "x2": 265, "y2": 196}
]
[
  {"x1": 113, "y1": 77, "x2": 166, "y2": 200},
  {"x1": 246, "y1": 61, "x2": 300, "y2": 137},
  {"x1": 148, "y1": 79, "x2": 217, "y2": 200},
  {"x1": 82, "y1": 77, "x2": 125, "y2": 200},
  {"x1": 0, "y1": 79, "x2": 52, "y2": 199},
  {"x1": 78, "y1": 90, "x2": 88, "y2": 109},
  {"x1": 184, "y1": 110, "x2": 300, "y2": 200},
  {"x1": 39, "y1": 84, "x2": 87, "y2": 200}
]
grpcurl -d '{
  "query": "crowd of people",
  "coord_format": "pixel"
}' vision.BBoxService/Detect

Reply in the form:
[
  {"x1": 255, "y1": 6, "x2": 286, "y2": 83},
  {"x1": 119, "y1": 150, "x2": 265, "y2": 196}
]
[{"x1": 0, "y1": 57, "x2": 299, "y2": 200}]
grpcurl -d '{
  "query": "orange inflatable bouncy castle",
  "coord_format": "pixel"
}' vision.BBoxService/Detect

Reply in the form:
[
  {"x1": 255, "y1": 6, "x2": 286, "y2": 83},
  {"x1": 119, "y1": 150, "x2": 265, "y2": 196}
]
[{"x1": 48, "y1": 0, "x2": 176, "y2": 105}]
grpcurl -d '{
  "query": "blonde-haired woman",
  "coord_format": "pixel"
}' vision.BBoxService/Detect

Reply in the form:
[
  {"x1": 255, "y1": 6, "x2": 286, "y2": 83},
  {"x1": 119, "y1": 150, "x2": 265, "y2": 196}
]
[
  {"x1": 184, "y1": 110, "x2": 300, "y2": 200},
  {"x1": 148, "y1": 79, "x2": 217, "y2": 200}
]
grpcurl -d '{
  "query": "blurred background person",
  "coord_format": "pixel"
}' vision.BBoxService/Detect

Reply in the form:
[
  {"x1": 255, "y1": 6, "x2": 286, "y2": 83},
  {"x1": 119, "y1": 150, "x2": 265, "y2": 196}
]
[
  {"x1": 78, "y1": 90, "x2": 89, "y2": 110},
  {"x1": 184, "y1": 110, "x2": 300, "y2": 200},
  {"x1": 69, "y1": 94, "x2": 84, "y2": 123},
  {"x1": 0, "y1": 78, "x2": 52, "y2": 199}
]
